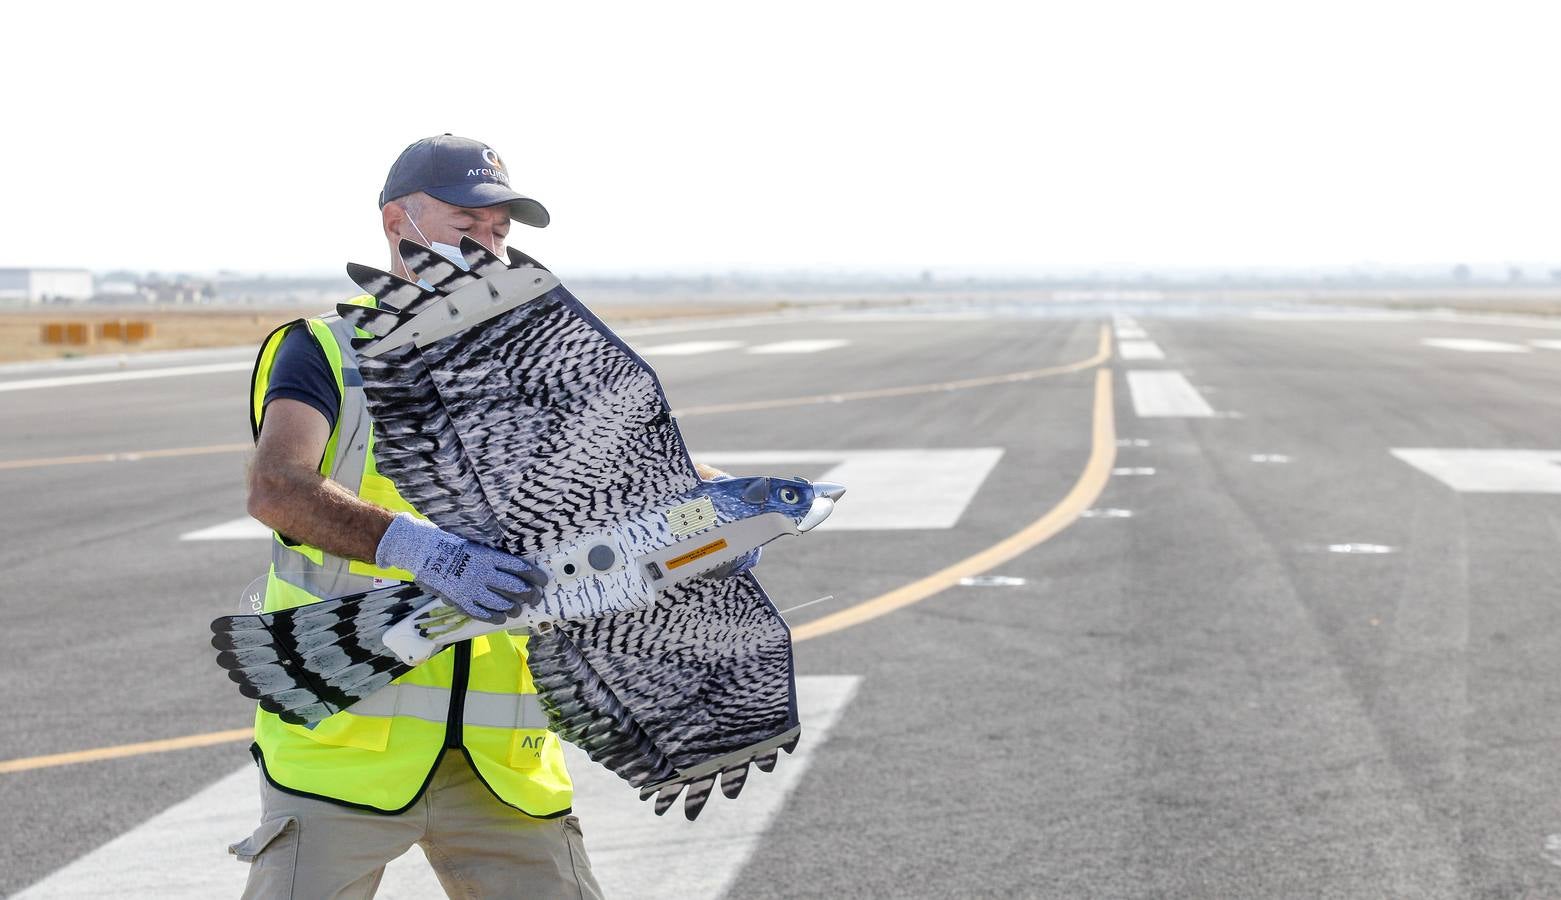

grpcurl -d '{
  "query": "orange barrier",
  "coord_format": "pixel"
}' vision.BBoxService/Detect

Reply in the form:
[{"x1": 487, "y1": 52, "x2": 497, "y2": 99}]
[
  {"x1": 99, "y1": 320, "x2": 154, "y2": 342},
  {"x1": 40, "y1": 322, "x2": 91, "y2": 345}
]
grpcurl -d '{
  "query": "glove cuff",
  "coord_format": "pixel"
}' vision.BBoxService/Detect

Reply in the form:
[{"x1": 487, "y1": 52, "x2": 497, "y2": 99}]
[{"x1": 375, "y1": 512, "x2": 440, "y2": 574}]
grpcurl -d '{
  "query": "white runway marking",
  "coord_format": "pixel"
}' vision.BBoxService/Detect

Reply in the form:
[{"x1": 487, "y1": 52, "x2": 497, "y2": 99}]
[
  {"x1": 1420, "y1": 338, "x2": 1529, "y2": 353},
  {"x1": 745, "y1": 339, "x2": 849, "y2": 355},
  {"x1": 637, "y1": 340, "x2": 745, "y2": 357},
  {"x1": 179, "y1": 449, "x2": 1005, "y2": 538},
  {"x1": 698, "y1": 448, "x2": 1003, "y2": 530},
  {"x1": 1111, "y1": 467, "x2": 1156, "y2": 476},
  {"x1": 1114, "y1": 326, "x2": 1148, "y2": 340},
  {"x1": 958, "y1": 575, "x2": 1027, "y2": 587},
  {"x1": 14, "y1": 676, "x2": 861, "y2": 900},
  {"x1": 1081, "y1": 508, "x2": 1134, "y2": 518},
  {"x1": 1530, "y1": 339, "x2": 1561, "y2": 351},
  {"x1": 180, "y1": 517, "x2": 271, "y2": 541},
  {"x1": 1117, "y1": 340, "x2": 1165, "y2": 360},
  {"x1": 1392, "y1": 448, "x2": 1561, "y2": 493},
  {"x1": 1125, "y1": 371, "x2": 1216, "y2": 417},
  {"x1": 0, "y1": 361, "x2": 252, "y2": 393}
]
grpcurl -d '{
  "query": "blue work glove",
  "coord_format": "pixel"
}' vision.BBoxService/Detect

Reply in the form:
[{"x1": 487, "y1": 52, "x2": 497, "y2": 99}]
[{"x1": 376, "y1": 513, "x2": 549, "y2": 624}]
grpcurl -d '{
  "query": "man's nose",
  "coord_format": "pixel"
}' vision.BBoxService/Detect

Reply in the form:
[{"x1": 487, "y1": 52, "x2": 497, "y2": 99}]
[{"x1": 478, "y1": 227, "x2": 506, "y2": 256}]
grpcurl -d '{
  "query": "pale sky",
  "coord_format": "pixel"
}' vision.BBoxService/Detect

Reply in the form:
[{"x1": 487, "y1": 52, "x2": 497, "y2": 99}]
[{"x1": 5, "y1": 1, "x2": 1560, "y2": 276}]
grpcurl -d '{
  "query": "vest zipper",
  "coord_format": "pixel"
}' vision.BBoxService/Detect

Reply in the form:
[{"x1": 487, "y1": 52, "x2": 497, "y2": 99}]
[{"x1": 445, "y1": 640, "x2": 471, "y2": 749}]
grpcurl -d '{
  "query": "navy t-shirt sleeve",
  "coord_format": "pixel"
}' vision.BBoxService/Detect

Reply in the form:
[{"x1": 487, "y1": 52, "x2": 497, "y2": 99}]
[{"x1": 262, "y1": 323, "x2": 340, "y2": 430}]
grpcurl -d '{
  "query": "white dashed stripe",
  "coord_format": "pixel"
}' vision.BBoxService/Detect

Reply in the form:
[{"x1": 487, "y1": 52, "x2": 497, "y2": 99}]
[
  {"x1": 1118, "y1": 340, "x2": 1165, "y2": 360},
  {"x1": 180, "y1": 517, "x2": 271, "y2": 541},
  {"x1": 1125, "y1": 371, "x2": 1216, "y2": 417},
  {"x1": 637, "y1": 341, "x2": 744, "y2": 357},
  {"x1": 1420, "y1": 338, "x2": 1528, "y2": 353},
  {"x1": 746, "y1": 340, "x2": 850, "y2": 355}
]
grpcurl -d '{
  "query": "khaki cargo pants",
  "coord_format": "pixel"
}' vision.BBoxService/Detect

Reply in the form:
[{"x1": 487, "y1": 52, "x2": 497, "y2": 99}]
[{"x1": 230, "y1": 749, "x2": 603, "y2": 899}]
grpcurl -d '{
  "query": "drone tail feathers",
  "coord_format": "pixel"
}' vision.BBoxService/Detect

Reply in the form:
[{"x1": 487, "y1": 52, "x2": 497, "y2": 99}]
[{"x1": 210, "y1": 583, "x2": 432, "y2": 725}]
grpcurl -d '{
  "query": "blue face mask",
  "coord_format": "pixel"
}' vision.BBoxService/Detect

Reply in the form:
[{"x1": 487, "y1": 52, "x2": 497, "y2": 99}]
[
  {"x1": 402, "y1": 216, "x2": 502, "y2": 287},
  {"x1": 405, "y1": 216, "x2": 469, "y2": 271}
]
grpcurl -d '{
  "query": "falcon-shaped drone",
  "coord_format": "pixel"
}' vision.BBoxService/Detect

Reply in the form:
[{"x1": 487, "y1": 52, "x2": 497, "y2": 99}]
[{"x1": 212, "y1": 238, "x2": 843, "y2": 820}]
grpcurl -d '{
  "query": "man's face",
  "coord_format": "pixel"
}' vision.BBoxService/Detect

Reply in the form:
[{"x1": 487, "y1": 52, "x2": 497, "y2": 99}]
[{"x1": 402, "y1": 195, "x2": 512, "y2": 259}]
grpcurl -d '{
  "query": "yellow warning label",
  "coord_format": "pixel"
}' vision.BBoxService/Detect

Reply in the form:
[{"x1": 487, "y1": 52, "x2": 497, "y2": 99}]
[{"x1": 667, "y1": 538, "x2": 728, "y2": 570}]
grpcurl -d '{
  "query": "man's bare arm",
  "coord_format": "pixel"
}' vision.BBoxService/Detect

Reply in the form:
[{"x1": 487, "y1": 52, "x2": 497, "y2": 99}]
[{"x1": 247, "y1": 398, "x2": 394, "y2": 563}]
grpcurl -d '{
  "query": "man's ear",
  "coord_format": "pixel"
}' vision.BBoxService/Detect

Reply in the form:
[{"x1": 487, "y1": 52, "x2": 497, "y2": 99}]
[{"x1": 381, "y1": 202, "x2": 406, "y2": 242}]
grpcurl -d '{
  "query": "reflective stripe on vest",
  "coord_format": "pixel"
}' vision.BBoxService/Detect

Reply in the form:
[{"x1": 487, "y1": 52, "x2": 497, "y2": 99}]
[
  {"x1": 347, "y1": 683, "x2": 550, "y2": 730},
  {"x1": 269, "y1": 315, "x2": 379, "y2": 600}
]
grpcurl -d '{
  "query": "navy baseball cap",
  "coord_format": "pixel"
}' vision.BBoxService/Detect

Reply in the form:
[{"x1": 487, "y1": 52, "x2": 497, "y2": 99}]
[{"x1": 379, "y1": 134, "x2": 549, "y2": 227}]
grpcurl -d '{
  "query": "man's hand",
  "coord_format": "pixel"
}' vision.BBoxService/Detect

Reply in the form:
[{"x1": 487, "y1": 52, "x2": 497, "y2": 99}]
[{"x1": 376, "y1": 513, "x2": 549, "y2": 623}]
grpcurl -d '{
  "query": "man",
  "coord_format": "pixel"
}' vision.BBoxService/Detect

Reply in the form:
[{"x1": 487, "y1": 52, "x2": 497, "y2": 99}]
[{"x1": 232, "y1": 134, "x2": 747, "y2": 898}]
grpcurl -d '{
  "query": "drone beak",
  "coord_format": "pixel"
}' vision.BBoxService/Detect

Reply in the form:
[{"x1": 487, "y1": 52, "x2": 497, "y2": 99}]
[
  {"x1": 796, "y1": 483, "x2": 845, "y2": 532},
  {"x1": 797, "y1": 498, "x2": 835, "y2": 533},
  {"x1": 813, "y1": 482, "x2": 846, "y2": 502}
]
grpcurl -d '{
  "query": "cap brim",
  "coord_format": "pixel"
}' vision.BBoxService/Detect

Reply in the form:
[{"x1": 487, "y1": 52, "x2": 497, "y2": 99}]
[{"x1": 424, "y1": 183, "x2": 550, "y2": 228}]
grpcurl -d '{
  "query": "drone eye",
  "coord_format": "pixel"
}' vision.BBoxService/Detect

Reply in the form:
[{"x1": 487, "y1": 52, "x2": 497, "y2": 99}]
[{"x1": 779, "y1": 487, "x2": 800, "y2": 504}]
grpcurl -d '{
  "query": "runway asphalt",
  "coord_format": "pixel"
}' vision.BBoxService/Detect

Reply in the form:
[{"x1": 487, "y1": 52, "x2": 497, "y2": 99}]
[{"x1": 2, "y1": 301, "x2": 1561, "y2": 897}]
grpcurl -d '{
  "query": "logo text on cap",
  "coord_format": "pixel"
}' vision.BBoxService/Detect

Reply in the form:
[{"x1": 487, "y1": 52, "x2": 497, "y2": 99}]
[{"x1": 468, "y1": 147, "x2": 510, "y2": 184}]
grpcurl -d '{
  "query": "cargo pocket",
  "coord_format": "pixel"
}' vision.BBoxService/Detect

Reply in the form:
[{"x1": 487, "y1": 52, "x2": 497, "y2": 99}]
[
  {"x1": 560, "y1": 815, "x2": 603, "y2": 899},
  {"x1": 229, "y1": 815, "x2": 298, "y2": 864}
]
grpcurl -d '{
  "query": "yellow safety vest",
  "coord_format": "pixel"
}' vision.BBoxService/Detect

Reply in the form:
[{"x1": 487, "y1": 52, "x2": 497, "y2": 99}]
[{"x1": 247, "y1": 296, "x2": 572, "y2": 816}]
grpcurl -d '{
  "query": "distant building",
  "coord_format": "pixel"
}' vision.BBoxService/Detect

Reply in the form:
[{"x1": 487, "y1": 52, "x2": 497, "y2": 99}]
[{"x1": 0, "y1": 268, "x2": 93, "y2": 304}]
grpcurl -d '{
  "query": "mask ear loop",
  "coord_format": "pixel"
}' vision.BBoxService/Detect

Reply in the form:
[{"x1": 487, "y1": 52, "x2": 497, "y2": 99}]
[
  {"x1": 396, "y1": 214, "x2": 434, "y2": 281},
  {"x1": 406, "y1": 215, "x2": 432, "y2": 245}
]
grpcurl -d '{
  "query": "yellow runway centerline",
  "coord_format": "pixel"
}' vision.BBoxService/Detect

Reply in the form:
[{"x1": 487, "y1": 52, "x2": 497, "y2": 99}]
[
  {"x1": 794, "y1": 366, "x2": 1115, "y2": 642},
  {"x1": 0, "y1": 442, "x2": 253, "y2": 471},
  {"x1": 0, "y1": 729, "x2": 255, "y2": 775},
  {"x1": 0, "y1": 325, "x2": 1114, "y2": 774}
]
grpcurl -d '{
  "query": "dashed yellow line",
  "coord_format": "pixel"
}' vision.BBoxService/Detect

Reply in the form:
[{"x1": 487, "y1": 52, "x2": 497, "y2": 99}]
[{"x1": 0, "y1": 326, "x2": 1113, "y2": 774}]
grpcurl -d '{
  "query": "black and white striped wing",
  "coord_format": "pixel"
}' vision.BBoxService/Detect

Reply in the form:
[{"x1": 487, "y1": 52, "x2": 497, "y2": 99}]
[
  {"x1": 336, "y1": 244, "x2": 801, "y2": 819},
  {"x1": 411, "y1": 286, "x2": 700, "y2": 558},
  {"x1": 528, "y1": 573, "x2": 800, "y2": 820},
  {"x1": 344, "y1": 242, "x2": 701, "y2": 558}
]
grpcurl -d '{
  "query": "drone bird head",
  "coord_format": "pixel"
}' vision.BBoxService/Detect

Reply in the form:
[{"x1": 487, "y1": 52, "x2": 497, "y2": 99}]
[{"x1": 704, "y1": 475, "x2": 846, "y2": 533}]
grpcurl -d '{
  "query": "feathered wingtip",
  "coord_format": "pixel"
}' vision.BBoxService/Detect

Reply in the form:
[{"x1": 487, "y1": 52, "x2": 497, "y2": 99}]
[
  {"x1": 341, "y1": 238, "x2": 553, "y2": 357},
  {"x1": 507, "y1": 246, "x2": 549, "y2": 271},
  {"x1": 209, "y1": 583, "x2": 435, "y2": 725},
  {"x1": 637, "y1": 727, "x2": 803, "y2": 821},
  {"x1": 344, "y1": 263, "x2": 440, "y2": 316}
]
